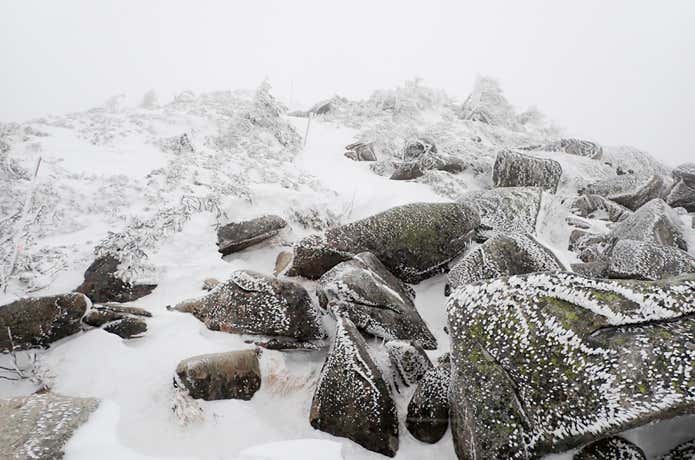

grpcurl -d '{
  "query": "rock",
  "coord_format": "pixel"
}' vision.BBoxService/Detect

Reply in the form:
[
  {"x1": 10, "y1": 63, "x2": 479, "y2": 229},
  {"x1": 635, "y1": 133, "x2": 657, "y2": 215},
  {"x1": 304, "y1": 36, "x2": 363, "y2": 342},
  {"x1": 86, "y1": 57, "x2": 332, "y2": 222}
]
[
  {"x1": 217, "y1": 215, "x2": 287, "y2": 256},
  {"x1": 344, "y1": 142, "x2": 377, "y2": 161},
  {"x1": 274, "y1": 250, "x2": 293, "y2": 275},
  {"x1": 390, "y1": 162, "x2": 424, "y2": 180},
  {"x1": 666, "y1": 179, "x2": 695, "y2": 212},
  {"x1": 582, "y1": 174, "x2": 668, "y2": 211},
  {"x1": 287, "y1": 202, "x2": 480, "y2": 283},
  {"x1": 385, "y1": 340, "x2": 432, "y2": 386},
  {"x1": 492, "y1": 150, "x2": 562, "y2": 193},
  {"x1": 606, "y1": 240, "x2": 695, "y2": 281},
  {"x1": 174, "y1": 270, "x2": 325, "y2": 342},
  {"x1": 658, "y1": 439, "x2": 695, "y2": 460},
  {"x1": 82, "y1": 303, "x2": 151, "y2": 327},
  {"x1": 316, "y1": 253, "x2": 436, "y2": 348},
  {"x1": 0, "y1": 293, "x2": 89, "y2": 351},
  {"x1": 446, "y1": 233, "x2": 564, "y2": 292},
  {"x1": 175, "y1": 349, "x2": 261, "y2": 401},
  {"x1": 447, "y1": 272, "x2": 695, "y2": 459},
  {"x1": 406, "y1": 355, "x2": 451, "y2": 444},
  {"x1": 570, "y1": 261, "x2": 608, "y2": 278},
  {"x1": 459, "y1": 187, "x2": 543, "y2": 234},
  {"x1": 673, "y1": 162, "x2": 695, "y2": 185},
  {"x1": 404, "y1": 138, "x2": 437, "y2": 161},
  {"x1": 75, "y1": 255, "x2": 157, "y2": 303},
  {"x1": 533, "y1": 138, "x2": 603, "y2": 160},
  {"x1": 565, "y1": 216, "x2": 592, "y2": 229},
  {"x1": 310, "y1": 314, "x2": 399, "y2": 457},
  {"x1": 574, "y1": 437, "x2": 646, "y2": 460},
  {"x1": 0, "y1": 393, "x2": 98, "y2": 460},
  {"x1": 102, "y1": 317, "x2": 147, "y2": 339},
  {"x1": 249, "y1": 337, "x2": 324, "y2": 351},
  {"x1": 609, "y1": 199, "x2": 687, "y2": 251},
  {"x1": 202, "y1": 278, "x2": 220, "y2": 291},
  {"x1": 569, "y1": 194, "x2": 632, "y2": 222}
]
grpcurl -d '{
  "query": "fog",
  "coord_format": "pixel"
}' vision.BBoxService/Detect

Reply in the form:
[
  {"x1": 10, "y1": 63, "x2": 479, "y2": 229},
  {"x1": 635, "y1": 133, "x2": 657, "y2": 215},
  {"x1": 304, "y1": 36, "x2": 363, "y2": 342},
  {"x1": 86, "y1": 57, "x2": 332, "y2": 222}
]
[{"x1": 1, "y1": 0, "x2": 693, "y2": 165}]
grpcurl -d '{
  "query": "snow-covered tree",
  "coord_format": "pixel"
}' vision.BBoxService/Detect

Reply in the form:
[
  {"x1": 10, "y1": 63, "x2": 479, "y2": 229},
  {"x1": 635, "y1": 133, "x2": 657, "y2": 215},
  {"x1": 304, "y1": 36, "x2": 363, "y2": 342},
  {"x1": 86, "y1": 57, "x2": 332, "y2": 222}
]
[{"x1": 460, "y1": 76, "x2": 517, "y2": 128}]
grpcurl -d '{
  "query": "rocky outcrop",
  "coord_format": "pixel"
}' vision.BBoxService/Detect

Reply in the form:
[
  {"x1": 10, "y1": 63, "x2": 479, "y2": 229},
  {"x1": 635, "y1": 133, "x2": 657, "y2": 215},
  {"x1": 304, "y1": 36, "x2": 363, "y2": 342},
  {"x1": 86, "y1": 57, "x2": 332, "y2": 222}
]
[
  {"x1": 217, "y1": 215, "x2": 287, "y2": 256},
  {"x1": 174, "y1": 270, "x2": 325, "y2": 344},
  {"x1": 385, "y1": 340, "x2": 432, "y2": 386},
  {"x1": 574, "y1": 437, "x2": 646, "y2": 460},
  {"x1": 658, "y1": 439, "x2": 695, "y2": 460},
  {"x1": 446, "y1": 233, "x2": 564, "y2": 293},
  {"x1": 492, "y1": 150, "x2": 562, "y2": 193},
  {"x1": 287, "y1": 202, "x2": 480, "y2": 283},
  {"x1": 606, "y1": 240, "x2": 695, "y2": 281},
  {"x1": 0, "y1": 393, "x2": 98, "y2": 460},
  {"x1": 316, "y1": 252, "x2": 437, "y2": 348},
  {"x1": 459, "y1": 187, "x2": 543, "y2": 234},
  {"x1": 406, "y1": 354, "x2": 451, "y2": 444},
  {"x1": 175, "y1": 349, "x2": 261, "y2": 401},
  {"x1": 310, "y1": 314, "x2": 399, "y2": 457},
  {"x1": 75, "y1": 255, "x2": 156, "y2": 303},
  {"x1": 344, "y1": 142, "x2": 377, "y2": 161},
  {"x1": 447, "y1": 272, "x2": 695, "y2": 459},
  {"x1": 0, "y1": 293, "x2": 89, "y2": 351},
  {"x1": 581, "y1": 174, "x2": 669, "y2": 211}
]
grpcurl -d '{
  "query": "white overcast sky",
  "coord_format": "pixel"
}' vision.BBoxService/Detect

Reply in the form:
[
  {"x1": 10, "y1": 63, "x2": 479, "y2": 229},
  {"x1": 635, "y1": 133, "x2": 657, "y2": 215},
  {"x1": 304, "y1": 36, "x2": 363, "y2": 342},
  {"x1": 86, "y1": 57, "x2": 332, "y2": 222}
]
[{"x1": 1, "y1": 1, "x2": 693, "y2": 164}]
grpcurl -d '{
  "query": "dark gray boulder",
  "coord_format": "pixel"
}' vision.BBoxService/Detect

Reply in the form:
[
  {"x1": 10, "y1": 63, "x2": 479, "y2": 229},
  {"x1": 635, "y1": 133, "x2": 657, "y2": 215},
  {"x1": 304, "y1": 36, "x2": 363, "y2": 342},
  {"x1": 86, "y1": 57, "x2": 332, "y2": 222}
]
[
  {"x1": 459, "y1": 187, "x2": 543, "y2": 234},
  {"x1": 102, "y1": 317, "x2": 147, "y2": 339},
  {"x1": 174, "y1": 270, "x2": 325, "y2": 343},
  {"x1": 75, "y1": 255, "x2": 156, "y2": 303},
  {"x1": 82, "y1": 303, "x2": 151, "y2": 327},
  {"x1": 0, "y1": 393, "x2": 99, "y2": 460},
  {"x1": 0, "y1": 293, "x2": 89, "y2": 351},
  {"x1": 175, "y1": 349, "x2": 261, "y2": 401},
  {"x1": 390, "y1": 162, "x2": 424, "y2": 180},
  {"x1": 658, "y1": 439, "x2": 695, "y2": 460},
  {"x1": 570, "y1": 261, "x2": 609, "y2": 278},
  {"x1": 287, "y1": 202, "x2": 480, "y2": 283},
  {"x1": 310, "y1": 314, "x2": 399, "y2": 457},
  {"x1": 446, "y1": 233, "x2": 564, "y2": 292},
  {"x1": 606, "y1": 240, "x2": 695, "y2": 280},
  {"x1": 217, "y1": 215, "x2": 287, "y2": 256},
  {"x1": 667, "y1": 179, "x2": 695, "y2": 212},
  {"x1": 404, "y1": 138, "x2": 437, "y2": 161},
  {"x1": 406, "y1": 354, "x2": 451, "y2": 444},
  {"x1": 673, "y1": 162, "x2": 695, "y2": 185},
  {"x1": 574, "y1": 437, "x2": 646, "y2": 460},
  {"x1": 447, "y1": 272, "x2": 695, "y2": 459},
  {"x1": 581, "y1": 174, "x2": 669, "y2": 211},
  {"x1": 385, "y1": 340, "x2": 432, "y2": 386},
  {"x1": 316, "y1": 252, "x2": 436, "y2": 349},
  {"x1": 569, "y1": 194, "x2": 632, "y2": 222},
  {"x1": 532, "y1": 138, "x2": 603, "y2": 160},
  {"x1": 344, "y1": 142, "x2": 377, "y2": 161},
  {"x1": 492, "y1": 150, "x2": 562, "y2": 193}
]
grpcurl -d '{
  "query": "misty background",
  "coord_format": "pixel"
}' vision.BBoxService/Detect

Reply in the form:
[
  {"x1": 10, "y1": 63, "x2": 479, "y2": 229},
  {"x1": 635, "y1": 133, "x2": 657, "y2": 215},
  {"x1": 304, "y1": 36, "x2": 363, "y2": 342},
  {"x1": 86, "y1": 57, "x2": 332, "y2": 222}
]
[{"x1": 1, "y1": 0, "x2": 693, "y2": 165}]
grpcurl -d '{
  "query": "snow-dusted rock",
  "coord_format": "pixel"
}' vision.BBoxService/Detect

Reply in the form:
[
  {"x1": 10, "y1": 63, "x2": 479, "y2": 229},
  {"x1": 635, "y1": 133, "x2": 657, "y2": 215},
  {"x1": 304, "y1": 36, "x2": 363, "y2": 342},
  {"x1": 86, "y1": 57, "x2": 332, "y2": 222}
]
[
  {"x1": 175, "y1": 349, "x2": 261, "y2": 401},
  {"x1": 569, "y1": 194, "x2": 632, "y2": 222},
  {"x1": 459, "y1": 187, "x2": 543, "y2": 234},
  {"x1": 0, "y1": 293, "x2": 89, "y2": 351},
  {"x1": 673, "y1": 162, "x2": 695, "y2": 185},
  {"x1": 0, "y1": 392, "x2": 98, "y2": 460},
  {"x1": 574, "y1": 437, "x2": 646, "y2": 460},
  {"x1": 602, "y1": 145, "x2": 671, "y2": 178},
  {"x1": 390, "y1": 153, "x2": 466, "y2": 181},
  {"x1": 570, "y1": 261, "x2": 608, "y2": 278},
  {"x1": 390, "y1": 162, "x2": 424, "y2": 180},
  {"x1": 446, "y1": 233, "x2": 564, "y2": 293},
  {"x1": 606, "y1": 240, "x2": 695, "y2": 281},
  {"x1": 658, "y1": 439, "x2": 695, "y2": 460},
  {"x1": 82, "y1": 303, "x2": 151, "y2": 327},
  {"x1": 666, "y1": 179, "x2": 695, "y2": 212},
  {"x1": 404, "y1": 137, "x2": 437, "y2": 160},
  {"x1": 406, "y1": 354, "x2": 451, "y2": 444},
  {"x1": 217, "y1": 215, "x2": 287, "y2": 256},
  {"x1": 102, "y1": 317, "x2": 147, "y2": 339},
  {"x1": 581, "y1": 174, "x2": 669, "y2": 211},
  {"x1": 288, "y1": 202, "x2": 480, "y2": 283},
  {"x1": 609, "y1": 199, "x2": 687, "y2": 250},
  {"x1": 174, "y1": 270, "x2": 325, "y2": 344},
  {"x1": 310, "y1": 315, "x2": 399, "y2": 457},
  {"x1": 492, "y1": 150, "x2": 562, "y2": 193},
  {"x1": 529, "y1": 138, "x2": 603, "y2": 160},
  {"x1": 385, "y1": 340, "x2": 432, "y2": 386},
  {"x1": 447, "y1": 272, "x2": 695, "y2": 459},
  {"x1": 344, "y1": 142, "x2": 377, "y2": 161},
  {"x1": 75, "y1": 255, "x2": 157, "y2": 303}
]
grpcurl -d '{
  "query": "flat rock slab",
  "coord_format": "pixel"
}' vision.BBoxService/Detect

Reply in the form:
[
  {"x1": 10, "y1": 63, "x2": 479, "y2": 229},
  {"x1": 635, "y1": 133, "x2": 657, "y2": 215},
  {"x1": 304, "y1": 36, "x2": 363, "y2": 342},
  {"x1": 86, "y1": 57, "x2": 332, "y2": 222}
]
[
  {"x1": 75, "y1": 255, "x2": 156, "y2": 303},
  {"x1": 217, "y1": 215, "x2": 287, "y2": 256}
]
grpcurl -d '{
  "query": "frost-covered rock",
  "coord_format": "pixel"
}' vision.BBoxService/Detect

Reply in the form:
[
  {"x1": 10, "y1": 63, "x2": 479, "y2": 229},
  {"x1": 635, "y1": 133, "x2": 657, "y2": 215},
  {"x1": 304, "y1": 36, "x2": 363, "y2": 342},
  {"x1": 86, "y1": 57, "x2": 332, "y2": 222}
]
[
  {"x1": 102, "y1": 317, "x2": 148, "y2": 339},
  {"x1": 570, "y1": 261, "x2": 608, "y2": 278},
  {"x1": 0, "y1": 293, "x2": 89, "y2": 351},
  {"x1": 390, "y1": 162, "x2": 424, "y2": 180},
  {"x1": 658, "y1": 439, "x2": 695, "y2": 460},
  {"x1": 446, "y1": 233, "x2": 564, "y2": 292},
  {"x1": 574, "y1": 437, "x2": 646, "y2": 460},
  {"x1": 390, "y1": 153, "x2": 466, "y2": 181},
  {"x1": 344, "y1": 142, "x2": 377, "y2": 161},
  {"x1": 606, "y1": 240, "x2": 695, "y2": 281},
  {"x1": 75, "y1": 255, "x2": 157, "y2": 303},
  {"x1": 174, "y1": 270, "x2": 325, "y2": 343},
  {"x1": 316, "y1": 253, "x2": 437, "y2": 349},
  {"x1": 174, "y1": 349, "x2": 261, "y2": 401},
  {"x1": 448, "y1": 272, "x2": 695, "y2": 459},
  {"x1": 459, "y1": 187, "x2": 543, "y2": 234},
  {"x1": 82, "y1": 303, "x2": 151, "y2": 327},
  {"x1": 385, "y1": 340, "x2": 432, "y2": 386},
  {"x1": 0, "y1": 393, "x2": 99, "y2": 460},
  {"x1": 310, "y1": 315, "x2": 399, "y2": 457},
  {"x1": 666, "y1": 171, "x2": 695, "y2": 211},
  {"x1": 406, "y1": 354, "x2": 451, "y2": 444},
  {"x1": 581, "y1": 174, "x2": 669, "y2": 211},
  {"x1": 288, "y1": 202, "x2": 480, "y2": 283},
  {"x1": 673, "y1": 162, "x2": 695, "y2": 185},
  {"x1": 404, "y1": 138, "x2": 437, "y2": 160},
  {"x1": 217, "y1": 215, "x2": 287, "y2": 256},
  {"x1": 602, "y1": 145, "x2": 671, "y2": 178},
  {"x1": 609, "y1": 199, "x2": 687, "y2": 251},
  {"x1": 569, "y1": 194, "x2": 632, "y2": 222},
  {"x1": 492, "y1": 150, "x2": 562, "y2": 193},
  {"x1": 529, "y1": 138, "x2": 603, "y2": 160}
]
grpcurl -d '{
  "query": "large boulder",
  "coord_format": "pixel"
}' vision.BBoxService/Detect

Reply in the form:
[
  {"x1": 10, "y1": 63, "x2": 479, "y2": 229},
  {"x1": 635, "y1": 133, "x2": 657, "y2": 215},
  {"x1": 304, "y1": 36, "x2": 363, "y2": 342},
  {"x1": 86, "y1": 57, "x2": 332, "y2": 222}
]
[
  {"x1": 658, "y1": 439, "x2": 695, "y2": 460},
  {"x1": 667, "y1": 163, "x2": 695, "y2": 213},
  {"x1": 75, "y1": 255, "x2": 157, "y2": 303},
  {"x1": 175, "y1": 349, "x2": 261, "y2": 401},
  {"x1": 83, "y1": 303, "x2": 150, "y2": 339},
  {"x1": 406, "y1": 354, "x2": 451, "y2": 444},
  {"x1": 532, "y1": 138, "x2": 603, "y2": 160},
  {"x1": 385, "y1": 340, "x2": 432, "y2": 386},
  {"x1": 569, "y1": 194, "x2": 632, "y2": 222},
  {"x1": 0, "y1": 393, "x2": 98, "y2": 460},
  {"x1": 581, "y1": 174, "x2": 669, "y2": 211},
  {"x1": 459, "y1": 187, "x2": 543, "y2": 234},
  {"x1": 672, "y1": 162, "x2": 695, "y2": 185},
  {"x1": 608, "y1": 199, "x2": 687, "y2": 251},
  {"x1": 574, "y1": 437, "x2": 646, "y2": 460},
  {"x1": 217, "y1": 215, "x2": 287, "y2": 256},
  {"x1": 606, "y1": 240, "x2": 695, "y2": 281},
  {"x1": 344, "y1": 142, "x2": 377, "y2": 161},
  {"x1": 0, "y1": 293, "x2": 89, "y2": 351},
  {"x1": 447, "y1": 272, "x2": 695, "y2": 459},
  {"x1": 174, "y1": 270, "x2": 325, "y2": 343},
  {"x1": 287, "y1": 202, "x2": 480, "y2": 283},
  {"x1": 492, "y1": 150, "x2": 562, "y2": 193},
  {"x1": 446, "y1": 233, "x2": 564, "y2": 293},
  {"x1": 404, "y1": 138, "x2": 437, "y2": 161},
  {"x1": 316, "y1": 252, "x2": 437, "y2": 349},
  {"x1": 310, "y1": 314, "x2": 399, "y2": 457}
]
